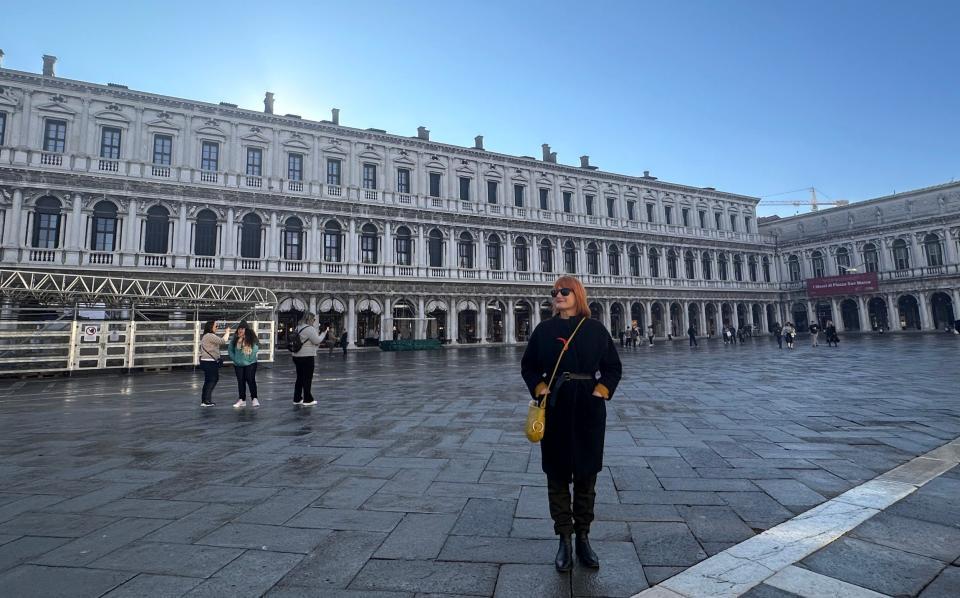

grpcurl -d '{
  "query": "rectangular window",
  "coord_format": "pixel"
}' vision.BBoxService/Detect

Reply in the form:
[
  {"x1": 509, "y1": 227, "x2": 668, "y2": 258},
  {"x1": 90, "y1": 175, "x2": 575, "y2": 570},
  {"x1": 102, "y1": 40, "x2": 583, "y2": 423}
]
[
  {"x1": 395, "y1": 236, "x2": 412, "y2": 265},
  {"x1": 284, "y1": 229, "x2": 302, "y2": 261},
  {"x1": 429, "y1": 172, "x2": 442, "y2": 197},
  {"x1": 562, "y1": 191, "x2": 572, "y2": 213},
  {"x1": 682, "y1": 208, "x2": 690, "y2": 227},
  {"x1": 513, "y1": 184, "x2": 524, "y2": 207},
  {"x1": 362, "y1": 163, "x2": 377, "y2": 189},
  {"x1": 459, "y1": 177, "x2": 471, "y2": 201},
  {"x1": 326, "y1": 159, "x2": 342, "y2": 186},
  {"x1": 397, "y1": 168, "x2": 411, "y2": 193},
  {"x1": 539, "y1": 188, "x2": 549, "y2": 210},
  {"x1": 487, "y1": 180, "x2": 498, "y2": 204},
  {"x1": 92, "y1": 216, "x2": 116, "y2": 252},
  {"x1": 744, "y1": 216, "x2": 752, "y2": 232},
  {"x1": 0, "y1": 112, "x2": 6, "y2": 145},
  {"x1": 35, "y1": 213, "x2": 61, "y2": 249},
  {"x1": 714, "y1": 212, "x2": 723, "y2": 229},
  {"x1": 153, "y1": 134, "x2": 172, "y2": 165},
  {"x1": 246, "y1": 147, "x2": 263, "y2": 176},
  {"x1": 200, "y1": 141, "x2": 219, "y2": 171},
  {"x1": 287, "y1": 153, "x2": 303, "y2": 181},
  {"x1": 606, "y1": 197, "x2": 616, "y2": 218},
  {"x1": 585, "y1": 195, "x2": 595, "y2": 216},
  {"x1": 100, "y1": 127, "x2": 122, "y2": 160},
  {"x1": 645, "y1": 203, "x2": 655, "y2": 223},
  {"x1": 664, "y1": 205, "x2": 673, "y2": 225},
  {"x1": 699, "y1": 210, "x2": 707, "y2": 228},
  {"x1": 627, "y1": 201, "x2": 636, "y2": 221},
  {"x1": 44, "y1": 119, "x2": 67, "y2": 153},
  {"x1": 729, "y1": 214, "x2": 737, "y2": 231}
]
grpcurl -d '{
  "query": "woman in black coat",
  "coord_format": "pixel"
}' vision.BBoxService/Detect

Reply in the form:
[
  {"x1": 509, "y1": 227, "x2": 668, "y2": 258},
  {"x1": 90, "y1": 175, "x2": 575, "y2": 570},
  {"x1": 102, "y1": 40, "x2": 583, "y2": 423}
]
[{"x1": 521, "y1": 276, "x2": 622, "y2": 572}]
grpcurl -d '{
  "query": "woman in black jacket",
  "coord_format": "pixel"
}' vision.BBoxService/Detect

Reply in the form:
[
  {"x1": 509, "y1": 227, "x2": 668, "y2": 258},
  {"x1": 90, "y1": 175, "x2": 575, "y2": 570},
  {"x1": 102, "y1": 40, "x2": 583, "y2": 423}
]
[{"x1": 521, "y1": 276, "x2": 622, "y2": 572}]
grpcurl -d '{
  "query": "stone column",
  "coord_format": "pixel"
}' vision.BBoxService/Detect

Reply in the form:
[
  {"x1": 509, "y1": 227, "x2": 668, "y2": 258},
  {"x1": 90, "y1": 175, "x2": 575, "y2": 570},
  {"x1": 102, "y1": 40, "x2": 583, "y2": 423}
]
[
  {"x1": 952, "y1": 289, "x2": 960, "y2": 322},
  {"x1": 448, "y1": 296, "x2": 458, "y2": 345},
  {"x1": 603, "y1": 300, "x2": 613, "y2": 334},
  {"x1": 505, "y1": 235, "x2": 514, "y2": 274},
  {"x1": 65, "y1": 193, "x2": 83, "y2": 253},
  {"x1": 943, "y1": 228, "x2": 957, "y2": 265},
  {"x1": 383, "y1": 297, "x2": 393, "y2": 341},
  {"x1": 478, "y1": 299, "x2": 488, "y2": 343},
  {"x1": 268, "y1": 212, "x2": 279, "y2": 259},
  {"x1": 829, "y1": 298, "x2": 840, "y2": 328},
  {"x1": 346, "y1": 296, "x2": 357, "y2": 347},
  {"x1": 448, "y1": 226, "x2": 458, "y2": 270},
  {"x1": 699, "y1": 301, "x2": 708, "y2": 335},
  {"x1": 417, "y1": 296, "x2": 426, "y2": 340},
  {"x1": 383, "y1": 222, "x2": 393, "y2": 266},
  {"x1": 807, "y1": 300, "x2": 817, "y2": 327},
  {"x1": 857, "y1": 296, "x2": 871, "y2": 331},
  {"x1": 505, "y1": 298, "x2": 516, "y2": 343},
  {"x1": 909, "y1": 234, "x2": 923, "y2": 269},
  {"x1": 917, "y1": 292, "x2": 932, "y2": 330},
  {"x1": 225, "y1": 208, "x2": 236, "y2": 257},
  {"x1": 532, "y1": 299, "x2": 542, "y2": 330},
  {"x1": 886, "y1": 294, "x2": 900, "y2": 330},
  {"x1": 3, "y1": 189, "x2": 23, "y2": 250}
]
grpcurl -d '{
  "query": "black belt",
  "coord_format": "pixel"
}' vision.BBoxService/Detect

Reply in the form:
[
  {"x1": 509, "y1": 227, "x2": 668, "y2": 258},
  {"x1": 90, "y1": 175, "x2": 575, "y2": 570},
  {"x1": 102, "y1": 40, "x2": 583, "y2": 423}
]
[{"x1": 549, "y1": 372, "x2": 595, "y2": 407}]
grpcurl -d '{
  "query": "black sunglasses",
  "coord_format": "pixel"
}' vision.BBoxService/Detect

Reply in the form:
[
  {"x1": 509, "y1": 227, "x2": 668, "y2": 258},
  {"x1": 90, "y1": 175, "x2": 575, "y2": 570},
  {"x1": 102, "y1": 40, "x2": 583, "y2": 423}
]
[{"x1": 550, "y1": 288, "x2": 573, "y2": 298}]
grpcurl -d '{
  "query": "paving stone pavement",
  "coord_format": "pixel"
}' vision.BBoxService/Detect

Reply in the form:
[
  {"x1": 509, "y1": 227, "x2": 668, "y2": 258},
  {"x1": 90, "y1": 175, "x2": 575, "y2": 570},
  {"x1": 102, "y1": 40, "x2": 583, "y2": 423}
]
[{"x1": 0, "y1": 333, "x2": 958, "y2": 597}]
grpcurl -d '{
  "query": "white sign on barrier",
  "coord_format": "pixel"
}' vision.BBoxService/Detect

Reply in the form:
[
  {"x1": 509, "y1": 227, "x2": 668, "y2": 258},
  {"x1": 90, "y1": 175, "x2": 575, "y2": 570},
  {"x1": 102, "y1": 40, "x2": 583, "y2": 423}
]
[{"x1": 82, "y1": 324, "x2": 100, "y2": 342}]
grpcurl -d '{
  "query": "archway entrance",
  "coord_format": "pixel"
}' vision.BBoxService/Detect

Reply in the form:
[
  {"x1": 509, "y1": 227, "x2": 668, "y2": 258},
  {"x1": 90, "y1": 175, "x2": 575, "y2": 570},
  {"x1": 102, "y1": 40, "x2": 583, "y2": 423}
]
[
  {"x1": 590, "y1": 302, "x2": 603, "y2": 323},
  {"x1": 669, "y1": 303, "x2": 682, "y2": 337},
  {"x1": 791, "y1": 303, "x2": 808, "y2": 330},
  {"x1": 736, "y1": 303, "x2": 748, "y2": 329},
  {"x1": 610, "y1": 303, "x2": 625, "y2": 336},
  {"x1": 457, "y1": 300, "x2": 479, "y2": 343},
  {"x1": 751, "y1": 304, "x2": 763, "y2": 332},
  {"x1": 276, "y1": 297, "x2": 306, "y2": 348},
  {"x1": 867, "y1": 297, "x2": 888, "y2": 330},
  {"x1": 318, "y1": 297, "x2": 346, "y2": 344},
  {"x1": 766, "y1": 304, "x2": 777, "y2": 331},
  {"x1": 839, "y1": 299, "x2": 860, "y2": 332},
  {"x1": 486, "y1": 300, "x2": 505, "y2": 342},
  {"x1": 687, "y1": 303, "x2": 700, "y2": 335},
  {"x1": 426, "y1": 299, "x2": 448, "y2": 342},
  {"x1": 721, "y1": 303, "x2": 734, "y2": 329},
  {"x1": 515, "y1": 301, "x2": 532, "y2": 342},
  {"x1": 814, "y1": 302, "x2": 833, "y2": 329},
  {"x1": 651, "y1": 303, "x2": 665, "y2": 336},
  {"x1": 898, "y1": 295, "x2": 921, "y2": 330},
  {"x1": 539, "y1": 301, "x2": 553, "y2": 324},
  {"x1": 930, "y1": 292, "x2": 955, "y2": 330},
  {"x1": 631, "y1": 302, "x2": 644, "y2": 331},
  {"x1": 706, "y1": 303, "x2": 718, "y2": 335},
  {"x1": 392, "y1": 300, "x2": 416, "y2": 340}
]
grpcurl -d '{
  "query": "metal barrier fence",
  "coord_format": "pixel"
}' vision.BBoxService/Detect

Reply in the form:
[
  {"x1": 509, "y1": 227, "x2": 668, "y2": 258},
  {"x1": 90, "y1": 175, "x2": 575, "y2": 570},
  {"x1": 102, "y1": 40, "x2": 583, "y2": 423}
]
[{"x1": 0, "y1": 320, "x2": 275, "y2": 375}]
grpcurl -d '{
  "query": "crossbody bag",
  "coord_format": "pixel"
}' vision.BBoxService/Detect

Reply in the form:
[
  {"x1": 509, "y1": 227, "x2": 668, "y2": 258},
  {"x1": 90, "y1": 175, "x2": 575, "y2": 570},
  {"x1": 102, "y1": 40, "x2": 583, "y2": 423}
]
[{"x1": 525, "y1": 317, "x2": 587, "y2": 443}]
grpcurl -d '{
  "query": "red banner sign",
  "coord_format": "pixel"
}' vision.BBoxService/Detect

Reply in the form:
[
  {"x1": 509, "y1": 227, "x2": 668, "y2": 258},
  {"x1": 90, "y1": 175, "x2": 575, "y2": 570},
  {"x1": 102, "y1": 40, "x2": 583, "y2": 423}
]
[{"x1": 806, "y1": 272, "x2": 879, "y2": 297}]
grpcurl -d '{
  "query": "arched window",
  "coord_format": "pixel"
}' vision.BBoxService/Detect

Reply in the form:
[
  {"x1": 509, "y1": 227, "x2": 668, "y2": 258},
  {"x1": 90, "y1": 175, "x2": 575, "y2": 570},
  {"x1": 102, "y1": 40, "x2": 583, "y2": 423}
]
[
  {"x1": 563, "y1": 241, "x2": 577, "y2": 274},
  {"x1": 924, "y1": 234, "x2": 943, "y2": 267},
  {"x1": 458, "y1": 232, "x2": 475, "y2": 269},
  {"x1": 283, "y1": 217, "x2": 303, "y2": 261},
  {"x1": 587, "y1": 242, "x2": 600, "y2": 275},
  {"x1": 394, "y1": 226, "x2": 412, "y2": 266},
  {"x1": 514, "y1": 236, "x2": 528, "y2": 271},
  {"x1": 628, "y1": 245, "x2": 641, "y2": 277},
  {"x1": 323, "y1": 220, "x2": 343, "y2": 262},
  {"x1": 788, "y1": 255, "x2": 801, "y2": 281},
  {"x1": 892, "y1": 239, "x2": 910, "y2": 270},
  {"x1": 836, "y1": 247, "x2": 850, "y2": 274},
  {"x1": 91, "y1": 201, "x2": 119, "y2": 251},
  {"x1": 194, "y1": 209, "x2": 218, "y2": 256},
  {"x1": 487, "y1": 233, "x2": 503, "y2": 270},
  {"x1": 144, "y1": 205, "x2": 170, "y2": 254},
  {"x1": 811, "y1": 250, "x2": 825, "y2": 277},
  {"x1": 748, "y1": 255, "x2": 758, "y2": 282},
  {"x1": 701, "y1": 252, "x2": 712, "y2": 280},
  {"x1": 762, "y1": 256, "x2": 771, "y2": 282},
  {"x1": 684, "y1": 250, "x2": 696, "y2": 279},
  {"x1": 733, "y1": 254, "x2": 743, "y2": 281},
  {"x1": 666, "y1": 249, "x2": 678, "y2": 278},
  {"x1": 428, "y1": 228, "x2": 444, "y2": 268},
  {"x1": 608, "y1": 244, "x2": 620, "y2": 276},
  {"x1": 648, "y1": 248, "x2": 660, "y2": 278},
  {"x1": 862, "y1": 243, "x2": 879, "y2": 273},
  {"x1": 360, "y1": 223, "x2": 379, "y2": 264},
  {"x1": 32, "y1": 196, "x2": 62, "y2": 249},
  {"x1": 240, "y1": 213, "x2": 262, "y2": 259},
  {"x1": 718, "y1": 252, "x2": 728, "y2": 280},
  {"x1": 539, "y1": 239, "x2": 553, "y2": 273}
]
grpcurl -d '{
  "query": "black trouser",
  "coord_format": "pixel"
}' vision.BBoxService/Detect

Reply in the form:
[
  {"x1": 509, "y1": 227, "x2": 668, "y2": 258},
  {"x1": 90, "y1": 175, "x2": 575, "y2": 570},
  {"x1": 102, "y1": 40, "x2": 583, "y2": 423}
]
[
  {"x1": 292, "y1": 355, "x2": 315, "y2": 403},
  {"x1": 199, "y1": 361, "x2": 219, "y2": 404},
  {"x1": 234, "y1": 363, "x2": 258, "y2": 400},
  {"x1": 776, "y1": 335, "x2": 783, "y2": 349},
  {"x1": 689, "y1": 334, "x2": 697, "y2": 346},
  {"x1": 547, "y1": 473, "x2": 598, "y2": 536}
]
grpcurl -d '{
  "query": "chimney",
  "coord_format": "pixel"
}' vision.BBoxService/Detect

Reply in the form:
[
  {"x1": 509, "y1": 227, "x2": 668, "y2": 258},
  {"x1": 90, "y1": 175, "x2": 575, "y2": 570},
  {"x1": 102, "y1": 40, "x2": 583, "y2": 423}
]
[
  {"x1": 417, "y1": 126, "x2": 430, "y2": 140},
  {"x1": 542, "y1": 144, "x2": 551, "y2": 161},
  {"x1": 474, "y1": 135, "x2": 484, "y2": 150},
  {"x1": 42, "y1": 54, "x2": 57, "y2": 77},
  {"x1": 580, "y1": 155, "x2": 590, "y2": 168},
  {"x1": 0, "y1": 49, "x2": 5, "y2": 69},
  {"x1": 331, "y1": 108, "x2": 340, "y2": 125},
  {"x1": 263, "y1": 92, "x2": 274, "y2": 114}
]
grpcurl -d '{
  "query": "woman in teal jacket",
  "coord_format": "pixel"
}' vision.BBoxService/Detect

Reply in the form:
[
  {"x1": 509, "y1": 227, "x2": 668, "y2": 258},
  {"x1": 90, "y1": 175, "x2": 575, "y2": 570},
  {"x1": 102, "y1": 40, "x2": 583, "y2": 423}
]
[{"x1": 228, "y1": 321, "x2": 260, "y2": 408}]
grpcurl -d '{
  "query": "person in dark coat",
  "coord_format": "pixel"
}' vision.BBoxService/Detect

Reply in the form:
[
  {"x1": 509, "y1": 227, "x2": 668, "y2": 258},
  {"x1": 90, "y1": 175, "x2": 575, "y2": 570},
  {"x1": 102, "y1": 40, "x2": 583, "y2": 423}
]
[
  {"x1": 521, "y1": 276, "x2": 622, "y2": 572},
  {"x1": 687, "y1": 324, "x2": 698, "y2": 347}
]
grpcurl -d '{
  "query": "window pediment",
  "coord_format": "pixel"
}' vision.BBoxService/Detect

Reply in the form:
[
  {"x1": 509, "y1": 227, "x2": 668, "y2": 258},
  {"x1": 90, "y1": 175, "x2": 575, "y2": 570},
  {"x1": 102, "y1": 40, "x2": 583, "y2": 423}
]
[
  {"x1": 240, "y1": 131, "x2": 271, "y2": 144},
  {"x1": 36, "y1": 101, "x2": 77, "y2": 117},
  {"x1": 281, "y1": 137, "x2": 310, "y2": 151},
  {"x1": 195, "y1": 125, "x2": 226, "y2": 138}
]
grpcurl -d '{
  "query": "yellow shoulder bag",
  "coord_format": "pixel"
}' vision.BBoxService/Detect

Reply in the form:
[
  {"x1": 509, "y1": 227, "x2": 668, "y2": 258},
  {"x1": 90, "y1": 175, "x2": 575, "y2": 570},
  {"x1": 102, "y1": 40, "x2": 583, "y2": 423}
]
[{"x1": 525, "y1": 317, "x2": 587, "y2": 443}]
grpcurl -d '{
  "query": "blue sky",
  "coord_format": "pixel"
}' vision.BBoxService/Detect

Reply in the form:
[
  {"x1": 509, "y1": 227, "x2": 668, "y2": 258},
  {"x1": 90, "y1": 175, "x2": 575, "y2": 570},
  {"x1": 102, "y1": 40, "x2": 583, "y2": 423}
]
[{"x1": 3, "y1": 0, "x2": 958, "y2": 216}]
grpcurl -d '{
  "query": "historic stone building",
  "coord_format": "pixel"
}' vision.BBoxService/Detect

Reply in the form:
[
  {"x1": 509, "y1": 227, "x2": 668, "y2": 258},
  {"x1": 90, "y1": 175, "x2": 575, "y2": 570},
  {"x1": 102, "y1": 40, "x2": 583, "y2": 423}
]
[
  {"x1": 0, "y1": 55, "x2": 954, "y2": 347},
  {"x1": 761, "y1": 181, "x2": 960, "y2": 333}
]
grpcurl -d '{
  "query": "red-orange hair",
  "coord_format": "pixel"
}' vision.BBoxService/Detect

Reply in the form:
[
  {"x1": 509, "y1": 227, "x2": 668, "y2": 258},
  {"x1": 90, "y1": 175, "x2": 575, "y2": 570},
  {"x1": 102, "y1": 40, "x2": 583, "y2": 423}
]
[{"x1": 551, "y1": 276, "x2": 591, "y2": 318}]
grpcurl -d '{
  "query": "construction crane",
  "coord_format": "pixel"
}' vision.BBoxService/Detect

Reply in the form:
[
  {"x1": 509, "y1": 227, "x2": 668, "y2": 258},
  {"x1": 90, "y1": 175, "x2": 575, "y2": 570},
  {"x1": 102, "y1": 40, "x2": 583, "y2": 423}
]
[{"x1": 759, "y1": 188, "x2": 849, "y2": 212}]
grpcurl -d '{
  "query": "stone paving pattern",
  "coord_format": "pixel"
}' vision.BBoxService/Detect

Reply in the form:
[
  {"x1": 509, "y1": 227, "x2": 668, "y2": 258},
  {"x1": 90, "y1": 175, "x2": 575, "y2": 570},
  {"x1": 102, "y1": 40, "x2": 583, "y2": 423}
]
[{"x1": 0, "y1": 334, "x2": 958, "y2": 597}]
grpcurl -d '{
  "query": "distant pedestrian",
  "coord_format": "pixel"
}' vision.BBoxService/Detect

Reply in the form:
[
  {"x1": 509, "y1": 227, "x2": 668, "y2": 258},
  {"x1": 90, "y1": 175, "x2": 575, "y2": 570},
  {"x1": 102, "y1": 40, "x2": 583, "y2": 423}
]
[
  {"x1": 339, "y1": 331, "x2": 348, "y2": 355},
  {"x1": 618, "y1": 329, "x2": 626, "y2": 347},
  {"x1": 229, "y1": 321, "x2": 260, "y2": 409},
  {"x1": 729, "y1": 327, "x2": 737, "y2": 344},
  {"x1": 774, "y1": 322, "x2": 783, "y2": 350},
  {"x1": 630, "y1": 326, "x2": 639, "y2": 348},
  {"x1": 825, "y1": 320, "x2": 839, "y2": 347},
  {"x1": 646, "y1": 325, "x2": 654, "y2": 346},
  {"x1": 198, "y1": 320, "x2": 231, "y2": 407},
  {"x1": 291, "y1": 313, "x2": 328, "y2": 406},
  {"x1": 809, "y1": 322, "x2": 820, "y2": 347},
  {"x1": 783, "y1": 322, "x2": 796, "y2": 349},
  {"x1": 687, "y1": 324, "x2": 698, "y2": 347}
]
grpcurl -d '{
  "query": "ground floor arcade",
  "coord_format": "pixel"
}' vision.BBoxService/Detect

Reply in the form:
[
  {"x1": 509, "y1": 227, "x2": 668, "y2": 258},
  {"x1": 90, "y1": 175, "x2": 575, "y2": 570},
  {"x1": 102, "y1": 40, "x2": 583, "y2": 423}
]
[{"x1": 782, "y1": 287, "x2": 960, "y2": 333}]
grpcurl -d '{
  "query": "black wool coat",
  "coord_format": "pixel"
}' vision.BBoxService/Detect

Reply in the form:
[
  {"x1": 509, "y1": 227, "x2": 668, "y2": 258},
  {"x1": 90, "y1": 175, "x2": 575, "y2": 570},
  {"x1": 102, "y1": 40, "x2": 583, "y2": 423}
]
[{"x1": 521, "y1": 316, "x2": 622, "y2": 479}]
